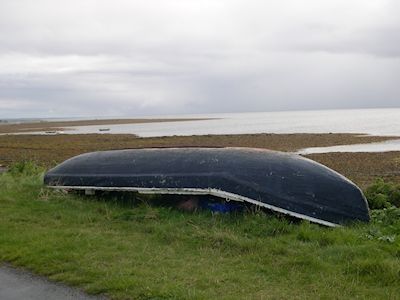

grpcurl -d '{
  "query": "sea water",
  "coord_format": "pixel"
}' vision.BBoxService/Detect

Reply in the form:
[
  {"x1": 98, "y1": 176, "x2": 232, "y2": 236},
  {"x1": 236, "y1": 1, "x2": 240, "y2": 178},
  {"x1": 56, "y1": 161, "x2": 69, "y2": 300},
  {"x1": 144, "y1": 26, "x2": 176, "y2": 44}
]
[
  {"x1": 5, "y1": 108, "x2": 400, "y2": 153},
  {"x1": 57, "y1": 108, "x2": 400, "y2": 137}
]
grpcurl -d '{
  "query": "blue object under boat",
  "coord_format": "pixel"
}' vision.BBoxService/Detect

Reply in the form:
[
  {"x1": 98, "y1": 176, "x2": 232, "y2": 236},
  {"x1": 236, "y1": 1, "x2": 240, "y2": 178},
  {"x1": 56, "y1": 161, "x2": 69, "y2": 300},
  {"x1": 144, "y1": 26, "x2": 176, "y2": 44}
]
[{"x1": 43, "y1": 148, "x2": 370, "y2": 226}]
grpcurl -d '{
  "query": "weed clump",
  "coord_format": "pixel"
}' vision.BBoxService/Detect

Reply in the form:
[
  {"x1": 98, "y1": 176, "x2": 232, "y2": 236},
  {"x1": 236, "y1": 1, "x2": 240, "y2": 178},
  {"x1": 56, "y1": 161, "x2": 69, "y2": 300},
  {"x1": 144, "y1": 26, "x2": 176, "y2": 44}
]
[
  {"x1": 370, "y1": 206, "x2": 400, "y2": 226},
  {"x1": 364, "y1": 179, "x2": 400, "y2": 209},
  {"x1": 8, "y1": 161, "x2": 44, "y2": 177}
]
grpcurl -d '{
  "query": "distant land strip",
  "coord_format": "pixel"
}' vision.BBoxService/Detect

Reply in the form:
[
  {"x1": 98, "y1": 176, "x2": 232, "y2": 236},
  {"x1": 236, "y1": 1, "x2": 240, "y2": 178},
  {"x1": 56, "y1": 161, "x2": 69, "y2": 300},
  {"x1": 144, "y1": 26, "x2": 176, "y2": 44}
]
[{"x1": 0, "y1": 118, "x2": 213, "y2": 134}]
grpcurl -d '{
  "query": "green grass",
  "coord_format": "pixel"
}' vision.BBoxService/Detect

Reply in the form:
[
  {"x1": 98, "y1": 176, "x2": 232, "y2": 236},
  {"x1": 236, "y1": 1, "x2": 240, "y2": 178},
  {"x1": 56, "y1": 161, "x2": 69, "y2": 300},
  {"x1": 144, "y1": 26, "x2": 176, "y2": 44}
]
[{"x1": 0, "y1": 168, "x2": 400, "y2": 299}]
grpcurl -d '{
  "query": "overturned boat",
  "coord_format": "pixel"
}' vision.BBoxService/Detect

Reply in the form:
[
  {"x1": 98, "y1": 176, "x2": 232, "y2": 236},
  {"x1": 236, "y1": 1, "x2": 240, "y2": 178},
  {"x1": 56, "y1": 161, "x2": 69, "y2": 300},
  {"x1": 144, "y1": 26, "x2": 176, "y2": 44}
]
[{"x1": 44, "y1": 148, "x2": 370, "y2": 226}]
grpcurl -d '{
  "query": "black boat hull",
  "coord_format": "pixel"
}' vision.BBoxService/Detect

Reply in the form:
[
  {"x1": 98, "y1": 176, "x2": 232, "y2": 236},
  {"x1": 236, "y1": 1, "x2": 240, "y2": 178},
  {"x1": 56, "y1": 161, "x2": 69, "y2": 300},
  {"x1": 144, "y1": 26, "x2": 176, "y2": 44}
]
[{"x1": 44, "y1": 148, "x2": 370, "y2": 226}]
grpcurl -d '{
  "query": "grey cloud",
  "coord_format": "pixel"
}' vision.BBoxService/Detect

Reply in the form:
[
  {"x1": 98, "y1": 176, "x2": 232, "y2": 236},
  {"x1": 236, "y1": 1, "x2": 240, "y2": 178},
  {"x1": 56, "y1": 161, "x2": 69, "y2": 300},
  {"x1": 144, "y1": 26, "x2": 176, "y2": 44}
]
[
  {"x1": 288, "y1": 26, "x2": 400, "y2": 58},
  {"x1": 0, "y1": 0, "x2": 399, "y2": 118}
]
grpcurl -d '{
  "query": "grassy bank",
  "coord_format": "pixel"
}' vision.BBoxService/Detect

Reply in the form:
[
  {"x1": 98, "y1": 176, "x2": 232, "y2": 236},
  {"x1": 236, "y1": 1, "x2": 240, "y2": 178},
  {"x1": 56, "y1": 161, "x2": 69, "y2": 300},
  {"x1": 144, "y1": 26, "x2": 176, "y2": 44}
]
[{"x1": 1, "y1": 167, "x2": 399, "y2": 299}]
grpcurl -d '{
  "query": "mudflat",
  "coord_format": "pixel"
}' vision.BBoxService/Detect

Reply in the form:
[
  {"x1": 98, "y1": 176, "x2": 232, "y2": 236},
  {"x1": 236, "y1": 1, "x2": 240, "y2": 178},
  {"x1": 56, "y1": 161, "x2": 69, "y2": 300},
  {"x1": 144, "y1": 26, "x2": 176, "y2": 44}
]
[{"x1": 1, "y1": 133, "x2": 399, "y2": 188}]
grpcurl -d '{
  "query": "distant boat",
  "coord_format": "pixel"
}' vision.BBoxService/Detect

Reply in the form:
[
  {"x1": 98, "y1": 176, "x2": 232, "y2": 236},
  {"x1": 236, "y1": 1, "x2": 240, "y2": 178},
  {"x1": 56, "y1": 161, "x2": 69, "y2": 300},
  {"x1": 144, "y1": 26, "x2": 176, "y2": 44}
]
[
  {"x1": 99, "y1": 128, "x2": 110, "y2": 132},
  {"x1": 44, "y1": 148, "x2": 370, "y2": 226},
  {"x1": 45, "y1": 130, "x2": 64, "y2": 135}
]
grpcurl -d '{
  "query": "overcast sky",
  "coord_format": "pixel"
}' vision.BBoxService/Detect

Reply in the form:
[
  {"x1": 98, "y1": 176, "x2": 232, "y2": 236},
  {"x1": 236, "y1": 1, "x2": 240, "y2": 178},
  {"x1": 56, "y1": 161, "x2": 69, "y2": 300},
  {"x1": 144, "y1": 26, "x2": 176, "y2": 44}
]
[{"x1": 0, "y1": 0, "x2": 399, "y2": 118}]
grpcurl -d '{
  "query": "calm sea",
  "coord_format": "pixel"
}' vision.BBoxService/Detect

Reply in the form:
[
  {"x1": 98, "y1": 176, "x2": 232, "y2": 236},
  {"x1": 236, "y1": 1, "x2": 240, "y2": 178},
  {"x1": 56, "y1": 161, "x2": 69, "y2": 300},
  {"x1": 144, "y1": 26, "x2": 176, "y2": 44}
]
[
  {"x1": 5, "y1": 108, "x2": 400, "y2": 153},
  {"x1": 60, "y1": 108, "x2": 400, "y2": 137}
]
